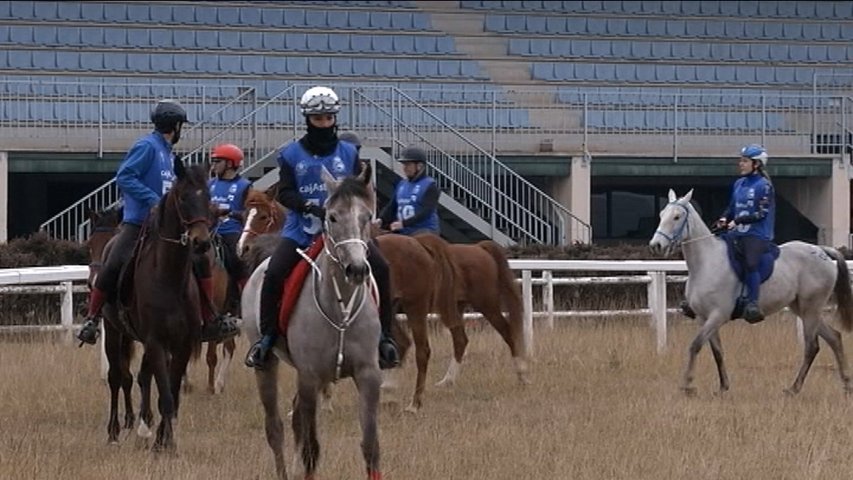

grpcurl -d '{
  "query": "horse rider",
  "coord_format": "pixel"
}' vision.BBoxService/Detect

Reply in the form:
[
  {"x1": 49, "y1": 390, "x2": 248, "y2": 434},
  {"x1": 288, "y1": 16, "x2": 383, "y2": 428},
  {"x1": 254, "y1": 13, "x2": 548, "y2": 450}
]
[
  {"x1": 207, "y1": 143, "x2": 252, "y2": 309},
  {"x1": 244, "y1": 85, "x2": 400, "y2": 370},
  {"x1": 375, "y1": 146, "x2": 440, "y2": 236},
  {"x1": 717, "y1": 144, "x2": 776, "y2": 323},
  {"x1": 77, "y1": 100, "x2": 239, "y2": 345}
]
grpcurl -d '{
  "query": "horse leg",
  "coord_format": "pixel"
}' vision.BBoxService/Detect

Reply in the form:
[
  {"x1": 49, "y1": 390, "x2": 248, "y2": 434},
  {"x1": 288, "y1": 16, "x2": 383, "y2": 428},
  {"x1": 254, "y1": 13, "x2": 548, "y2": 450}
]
[
  {"x1": 682, "y1": 314, "x2": 727, "y2": 395},
  {"x1": 146, "y1": 343, "x2": 175, "y2": 452},
  {"x1": 168, "y1": 344, "x2": 193, "y2": 419},
  {"x1": 436, "y1": 310, "x2": 468, "y2": 388},
  {"x1": 103, "y1": 323, "x2": 124, "y2": 444},
  {"x1": 405, "y1": 311, "x2": 430, "y2": 413},
  {"x1": 206, "y1": 341, "x2": 218, "y2": 394},
  {"x1": 255, "y1": 359, "x2": 287, "y2": 480},
  {"x1": 353, "y1": 367, "x2": 382, "y2": 479},
  {"x1": 784, "y1": 312, "x2": 823, "y2": 396},
  {"x1": 213, "y1": 337, "x2": 236, "y2": 394},
  {"x1": 120, "y1": 335, "x2": 136, "y2": 430},
  {"x1": 136, "y1": 351, "x2": 155, "y2": 441},
  {"x1": 708, "y1": 330, "x2": 730, "y2": 393},
  {"x1": 816, "y1": 321, "x2": 853, "y2": 393},
  {"x1": 478, "y1": 303, "x2": 530, "y2": 384},
  {"x1": 292, "y1": 376, "x2": 321, "y2": 479}
]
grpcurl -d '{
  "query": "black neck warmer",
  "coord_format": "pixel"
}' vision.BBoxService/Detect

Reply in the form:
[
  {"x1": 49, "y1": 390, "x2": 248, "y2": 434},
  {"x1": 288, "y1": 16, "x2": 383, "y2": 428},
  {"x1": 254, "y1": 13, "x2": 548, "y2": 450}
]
[{"x1": 300, "y1": 120, "x2": 339, "y2": 157}]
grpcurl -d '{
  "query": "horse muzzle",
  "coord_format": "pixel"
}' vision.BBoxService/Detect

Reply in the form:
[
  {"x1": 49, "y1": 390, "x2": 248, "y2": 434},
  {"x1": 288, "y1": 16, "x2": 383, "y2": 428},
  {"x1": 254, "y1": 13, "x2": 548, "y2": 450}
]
[
  {"x1": 344, "y1": 262, "x2": 369, "y2": 284},
  {"x1": 193, "y1": 238, "x2": 211, "y2": 254}
]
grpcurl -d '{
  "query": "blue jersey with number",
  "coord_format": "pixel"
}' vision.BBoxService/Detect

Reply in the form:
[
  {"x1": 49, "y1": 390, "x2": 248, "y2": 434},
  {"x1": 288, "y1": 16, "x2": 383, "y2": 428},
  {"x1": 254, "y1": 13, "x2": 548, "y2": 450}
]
[
  {"x1": 394, "y1": 176, "x2": 439, "y2": 235},
  {"x1": 279, "y1": 141, "x2": 357, "y2": 247},
  {"x1": 116, "y1": 131, "x2": 175, "y2": 226},
  {"x1": 723, "y1": 173, "x2": 775, "y2": 241},
  {"x1": 209, "y1": 175, "x2": 251, "y2": 235}
]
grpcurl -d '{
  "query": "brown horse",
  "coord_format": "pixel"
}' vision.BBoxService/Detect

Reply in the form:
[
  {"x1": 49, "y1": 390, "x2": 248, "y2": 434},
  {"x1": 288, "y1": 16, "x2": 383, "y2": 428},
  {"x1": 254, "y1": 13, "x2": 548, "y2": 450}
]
[
  {"x1": 237, "y1": 188, "x2": 286, "y2": 256},
  {"x1": 239, "y1": 194, "x2": 528, "y2": 411},
  {"x1": 87, "y1": 206, "x2": 237, "y2": 396},
  {"x1": 101, "y1": 160, "x2": 211, "y2": 450},
  {"x1": 408, "y1": 235, "x2": 530, "y2": 391}
]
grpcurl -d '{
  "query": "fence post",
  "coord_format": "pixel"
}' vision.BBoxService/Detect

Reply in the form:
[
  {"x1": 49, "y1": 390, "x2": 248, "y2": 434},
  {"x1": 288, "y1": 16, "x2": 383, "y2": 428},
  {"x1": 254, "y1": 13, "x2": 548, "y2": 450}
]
[
  {"x1": 542, "y1": 270, "x2": 554, "y2": 329},
  {"x1": 647, "y1": 271, "x2": 667, "y2": 353},
  {"x1": 60, "y1": 281, "x2": 74, "y2": 344},
  {"x1": 522, "y1": 269, "x2": 533, "y2": 356}
]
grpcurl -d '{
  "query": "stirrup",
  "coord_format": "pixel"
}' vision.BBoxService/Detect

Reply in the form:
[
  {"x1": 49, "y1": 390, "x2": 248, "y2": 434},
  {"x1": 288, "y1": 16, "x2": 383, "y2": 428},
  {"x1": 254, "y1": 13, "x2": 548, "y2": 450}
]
[
  {"x1": 200, "y1": 314, "x2": 239, "y2": 343},
  {"x1": 245, "y1": 339, "x2": 272, "y2": 370},
  {"x1": 378, "y1": 339, "x2": 400, "y2": 370},
  {"x1": 77, "y1": 317, "x2": 101, "y2": 347},
  {"x1": 743, "y1": 303, "x2": 764, "y2": 324}
]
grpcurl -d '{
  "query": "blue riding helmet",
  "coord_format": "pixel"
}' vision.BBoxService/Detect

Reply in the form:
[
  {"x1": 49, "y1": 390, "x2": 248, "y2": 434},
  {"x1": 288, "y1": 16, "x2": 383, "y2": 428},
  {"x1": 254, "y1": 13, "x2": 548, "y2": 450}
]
[{"x1": 740, "y1": 144, "x2": 768, "y2": 166}]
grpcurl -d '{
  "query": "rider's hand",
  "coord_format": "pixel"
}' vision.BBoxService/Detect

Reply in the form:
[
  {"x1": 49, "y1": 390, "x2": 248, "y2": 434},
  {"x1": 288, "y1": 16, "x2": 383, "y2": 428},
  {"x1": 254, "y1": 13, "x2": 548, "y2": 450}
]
[
  {"x1": 390, "y1": 221, "x2": 403, "y2": 231},
  {"x1": 306, "y1": 204, "x2": 326, "y2": 220}
]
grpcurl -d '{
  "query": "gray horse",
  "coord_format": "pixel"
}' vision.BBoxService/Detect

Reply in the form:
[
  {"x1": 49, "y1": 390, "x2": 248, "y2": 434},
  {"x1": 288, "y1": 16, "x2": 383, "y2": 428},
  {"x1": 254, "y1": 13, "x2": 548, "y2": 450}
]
[
  {"x1": 242, "y1": 167, "x2": 383, "y2": 480},
  {"x1": 649, "y1": 189, "x2": 853, "y2": 395}
]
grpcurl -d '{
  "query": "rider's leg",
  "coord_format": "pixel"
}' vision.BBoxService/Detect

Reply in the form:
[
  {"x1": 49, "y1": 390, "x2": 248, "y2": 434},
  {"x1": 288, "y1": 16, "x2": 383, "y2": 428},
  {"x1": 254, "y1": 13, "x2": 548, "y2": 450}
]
[
  {"x1": 193, "y1": 252, "x2": 239, "y2": 342},
  {"x1": 367, "y1": 241, "x2": 400, "y2": 369},
  {"x1": 741, "y1": 236, "x2": 766, "y2": 322},
  {"x1": 220, "y1": 232, "x2": 246, "y2": 310},
  {"x1": 78, "y1": 223, "x2": 140, "y2": 345},
  {"x1": 245, "y1": 237, "x2": 302, "y2": 369}
]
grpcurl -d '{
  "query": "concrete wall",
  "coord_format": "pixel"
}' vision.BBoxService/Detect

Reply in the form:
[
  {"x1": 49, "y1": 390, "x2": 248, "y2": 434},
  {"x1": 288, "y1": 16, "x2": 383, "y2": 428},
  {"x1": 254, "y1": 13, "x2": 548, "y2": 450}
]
[
  {"x1": 775, "y1": 156, "x2": 850, "y2": 248},
  {"x1": 0, "y1": 152, "x2": 6, "y2": 243},
  {"x1": 549, "y1": 155, "x2": 591, "y2": 243}
]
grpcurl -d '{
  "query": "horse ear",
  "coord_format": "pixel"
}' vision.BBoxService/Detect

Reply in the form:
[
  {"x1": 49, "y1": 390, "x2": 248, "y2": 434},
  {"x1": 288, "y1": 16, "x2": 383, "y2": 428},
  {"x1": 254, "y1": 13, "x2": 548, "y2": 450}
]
[
  {"x1": 265, "y1": 183, "x2": 279, "y2": 202},
  {"x1": 174, "y1": 155, "x2": 186, "y2": 180},
  {"x1": 320, "y1": 166, "x2": 339, "y2": 194},
  {"x1": 357, "y1": 160, "x2": 372, "y2": 186},
  {"x1": 668, "y1": 189, "x2": 676, "y2": 202},
  {"x1": 683, "y1": 189, "x2": 694, "y2": 202},
  {"x1": 87, "y1": 207, "x2": 99, "y2": 223}
]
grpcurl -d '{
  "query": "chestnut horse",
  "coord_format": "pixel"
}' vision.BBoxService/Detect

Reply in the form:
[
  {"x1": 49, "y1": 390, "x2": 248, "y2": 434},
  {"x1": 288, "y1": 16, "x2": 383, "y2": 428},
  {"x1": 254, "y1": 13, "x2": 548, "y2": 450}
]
[
  {"x1": 239, "y1": 192, "x2": 529, "y2": 411},
  {"x1": 100, "y1": 160, "x2": 211, "y2": 450}
]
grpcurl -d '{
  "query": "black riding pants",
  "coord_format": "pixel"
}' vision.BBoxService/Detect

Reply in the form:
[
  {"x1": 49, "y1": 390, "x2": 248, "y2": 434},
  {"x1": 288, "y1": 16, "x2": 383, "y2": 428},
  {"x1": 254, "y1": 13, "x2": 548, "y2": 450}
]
[
  {"x1": 94, "y1": 223, "x2": 141, "y2": 293},
  {"x1": 258, "y1": 237, "x2": 393, "y2": 339},
  {"x1": 219, "y1": 232, "x2": 246, "y2": 280}
]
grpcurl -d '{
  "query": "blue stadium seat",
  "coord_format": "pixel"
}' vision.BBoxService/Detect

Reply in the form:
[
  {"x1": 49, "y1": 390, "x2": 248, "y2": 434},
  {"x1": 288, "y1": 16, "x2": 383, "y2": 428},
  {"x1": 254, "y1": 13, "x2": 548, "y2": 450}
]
[
  {"x1": 370, "y1": 11, "x2": 391, "y2": 29},
  {"x1": 306, "y1": 33, "x2": 329, "y2": 51},
  {"x1": 782, "y1": 23, "x2": 803, "y2": 40},
  {"x1": 326, "y1": 9, "x2": 348, "y2": 28},
  {"x1": 56, "y1": 51, "x2": 79, "y2": 70},
  {"x1": 196, "y1": 54, "x2": 219, "y2": 74},
  {"x1": 373, "y1": 35, "x2": 394, "y2": 54},
  {"x1": 415, "y1": 36, "x2": 437, "y2": 54},
  {"x1": 286, "y1": 33, "x2": 307, "y2": 51},
  {"x1": 173, "y1": 54, "x2": 195, "y2": 73},
  {"x1": 305, "y1": 10, "x2": 329, "y2": 28},
  {"x1": 31, "y1": 51, "x2": 55, "y2": 70},
  {"x1": 417, "y1": 59, "x2": 438, "y2": 78},
  {"x1": 104, "y1": 28, "x2": 127, "y2": 48},
  {"x1": 172, "y1": 5, "x2": 195, "y2": 24},
  {"x1": 238, "y1": 6, "x2": 262, "y2": 26},
  {"x1": 308, "y1": 57, "x2": 331, "y2": 75},
  {"x1": 150, "y1": 54, "x2": 174, "y2": 73},
  {"x1": 219, "y1": 31, "x2": 241, "y2": 50},
  {"x1": 571, "y1": 40, "x2": 591, "y2": 57},
  {"x1": 263, "y1": 32, "x2": 285, "y2": 50},
  {"x1": 149, "y1": 5, "x2": 172, "y2": 24},
  {"x1": 196, "y1": 30, "x2": 219, "y2": 49},
  {"x1": 126, "y1": 4, "x2": 149, "y2": 22},
  {"x1": 260, "y1": 8, "x2": 283, "y2": 26},
  {"x1": 264, "y1": 56, "x2": 285, "y2": 75},
  {"x1": 330, "y1": 57, "x2": 353, "y2": 76},
  {"x1": 438, "y1": 60, "x2": 462, "y2": 77},
  {"x1": 9, "y1": 25, "x2": 32, "y2": 44},
  {"x1": 80, "y1": 52, "x2": 104, "y2": 71},
  {"x1": 392, "y1": 34, "x2": 414, "y2": 54},
  {"x1": 436, "y1": 36, "x2": 454, "y2": 53},
  {"x1": 348, "y1": 11, "x2": 369, "y2": 28},
  {"x1": 801, "y1": 23, "x2": 821, "y2": 41},
  {"x1": 554, "y1": 63, "x2": 575, "y2": 80},
  {"x1": 287, "y1": 56, "x2": 309, "y2": 75},
  {"x1": 241, "y1": 55, "x2": 264, "y2": 75},
  {"x1": 328, "y1": 33, "x2": 350, "y2": 52},
  {"x1": 607, "y1": 18, "x2": 627, "y2": 36},
  {"x1": 241, "y1": 31, "x2": 262, "y2": 50},
  {"x1": 656, "y1": 65, "x2": 676, "y2": 82},
  {"x1": 149, "y1": 29, "x2": 172, "y2": 49},
  {"x1": 79, "y1": 2, "x2": 102, "y2": 21},
  {"x1": 461, "y1": 61, "x2": 483, "y2": 78},
  {"x1": 808, "y1": 45, "x2": 828, "y2": 62},
  {"x1": 508, "y1": 38, "x2": 528, "y2": 56},
  {"x1": 350, "y1": 35, "x2": 371, "y2": 53}
]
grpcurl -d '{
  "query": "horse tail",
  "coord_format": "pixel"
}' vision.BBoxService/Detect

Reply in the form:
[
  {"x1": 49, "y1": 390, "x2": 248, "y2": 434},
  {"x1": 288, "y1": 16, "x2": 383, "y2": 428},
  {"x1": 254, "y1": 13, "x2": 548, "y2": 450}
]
[
  {"x1": 478, "y1": 240, "x2": 526, "y2": 358},
  {"x1": 413, "y1": 234, "x2": 459, "y2": 328},
  {"x1": 823, "y1": 247, "x2": 853, "y2": 332}
]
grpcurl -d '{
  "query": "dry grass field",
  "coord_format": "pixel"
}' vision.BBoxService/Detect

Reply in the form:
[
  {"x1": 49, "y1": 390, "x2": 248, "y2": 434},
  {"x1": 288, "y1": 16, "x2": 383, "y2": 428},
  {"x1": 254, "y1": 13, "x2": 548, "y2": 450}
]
[{"x1": 3, "y1": 313, "x2": 853, "y2": 480}]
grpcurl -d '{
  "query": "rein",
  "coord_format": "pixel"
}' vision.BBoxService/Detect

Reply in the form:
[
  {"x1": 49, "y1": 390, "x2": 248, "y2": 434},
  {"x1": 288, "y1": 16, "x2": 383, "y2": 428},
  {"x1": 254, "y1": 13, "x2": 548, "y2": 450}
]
[
  {"x1": 300, "y1": 230, "x2": 372, "y2": 381},
  {"x1": 159, "y1": 191, "x2": 209, "y2": 246}
]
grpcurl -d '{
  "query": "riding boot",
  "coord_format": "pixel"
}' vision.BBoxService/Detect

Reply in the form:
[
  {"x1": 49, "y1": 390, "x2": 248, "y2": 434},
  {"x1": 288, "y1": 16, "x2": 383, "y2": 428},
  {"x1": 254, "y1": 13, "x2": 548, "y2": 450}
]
[
  {"x1": 679, "y1": 299, "x2": 697, "y2": 319},
  {"x1": 245, "y1": 276, "x2": 282, "y2": 370},
  {"x1": 197, "y1": 277, "x2": 239, "y2": 343},
  {"x1": 372, "y1": 259, "x2": 399, "y2": 370},
  {"x1": 78, "y1": 286, "x2": 108, "y2": 345},
  {"x1": 743, "y1": 271, "x2": 764, "y2": 324}
]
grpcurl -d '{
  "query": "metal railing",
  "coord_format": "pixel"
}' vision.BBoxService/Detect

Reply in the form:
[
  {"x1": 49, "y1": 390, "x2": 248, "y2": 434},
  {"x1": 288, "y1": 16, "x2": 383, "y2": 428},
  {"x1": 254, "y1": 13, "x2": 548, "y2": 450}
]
[{"x1": 348, "y1": 85, "x2": 589, "y2": 245}]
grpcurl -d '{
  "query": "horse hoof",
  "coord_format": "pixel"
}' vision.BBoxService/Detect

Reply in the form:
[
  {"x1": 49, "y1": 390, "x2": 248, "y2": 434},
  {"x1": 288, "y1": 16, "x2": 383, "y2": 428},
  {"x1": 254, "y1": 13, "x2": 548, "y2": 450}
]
[
  {"x1": 517, "y1": 373, "x2": 532, "y2": 386},
  {"x1": 783, "y1": 387, "x2": 799, "y2": 397},
  {"x1": 108, "y1": 440, "x2": 120, "y2": 447},
  {"x1": 137, "y1": 420, "x2": 154, "y2": 439},
  {"x1": 404, "y1": 404, "x2": 420, "y2": 414},
  {"x1": 681, "y1": 386, "x2": 697, "y2": 397},
  {"x1": 434, "y1": 378, "x2": 454, "y2": 388}
]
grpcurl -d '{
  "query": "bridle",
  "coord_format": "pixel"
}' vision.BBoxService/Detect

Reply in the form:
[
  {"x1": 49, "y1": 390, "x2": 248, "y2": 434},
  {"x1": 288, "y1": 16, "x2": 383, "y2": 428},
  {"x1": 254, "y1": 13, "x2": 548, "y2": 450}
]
[
  {"x1": 159, "y1": 189, "x2": 209, "y2": 246},
  {"x1": 653, "y1": 201, "x2": 691, "y2": 247}
]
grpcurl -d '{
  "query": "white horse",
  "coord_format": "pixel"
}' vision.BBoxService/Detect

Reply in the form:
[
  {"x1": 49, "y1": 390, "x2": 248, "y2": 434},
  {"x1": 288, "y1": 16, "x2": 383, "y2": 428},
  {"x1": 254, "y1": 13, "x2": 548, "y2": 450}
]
[
  {"x1": 242, "y1": 166, "x2": 384, "y2": 480},
  {"x1": 649, "y1": 189, "x2": 853, "y2": 395}
]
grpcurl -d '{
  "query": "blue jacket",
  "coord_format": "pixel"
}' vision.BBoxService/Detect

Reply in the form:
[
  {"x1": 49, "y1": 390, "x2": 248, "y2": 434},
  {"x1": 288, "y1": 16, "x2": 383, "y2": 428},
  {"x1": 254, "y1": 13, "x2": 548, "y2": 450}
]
[
  {"x1": 116, "y1": 131, "x2": 175, "y2": 226},
  {"x1": 279, "y1": 141, "x2": 358, "y2": 247},
  {"x1": 723, "y1": 173, "x2": 775, "y2": 241},
  {"x1": 209, "y1": 175, "x2": 252, "y2": 235},
  {"x1": 393, "y1": 176, "x2": 439, "y2": 235}
]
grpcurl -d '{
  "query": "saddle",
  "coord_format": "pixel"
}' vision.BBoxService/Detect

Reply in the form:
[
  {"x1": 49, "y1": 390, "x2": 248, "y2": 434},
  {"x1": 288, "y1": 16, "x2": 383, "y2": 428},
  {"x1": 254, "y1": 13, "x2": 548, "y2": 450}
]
[
  {"x1": 719, "y1": 232, "x2": 780, "y2": 320},
  {"x1": 111, "y1": 224, "x2": 151, "y2": 341},
  {"x1": 277, "y1": 237, "x2": 325, "y2": 335}
]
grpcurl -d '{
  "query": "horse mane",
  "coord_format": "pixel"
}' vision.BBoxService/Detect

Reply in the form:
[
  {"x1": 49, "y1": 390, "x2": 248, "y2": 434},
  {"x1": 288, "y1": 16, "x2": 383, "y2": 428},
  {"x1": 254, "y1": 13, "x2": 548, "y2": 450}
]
[
  {"x1": 148, "y1": 164, "x2": 210, "y2": 235},
  {"x1": 328, "y1": 176, "x2": 371, "y2": 207}
]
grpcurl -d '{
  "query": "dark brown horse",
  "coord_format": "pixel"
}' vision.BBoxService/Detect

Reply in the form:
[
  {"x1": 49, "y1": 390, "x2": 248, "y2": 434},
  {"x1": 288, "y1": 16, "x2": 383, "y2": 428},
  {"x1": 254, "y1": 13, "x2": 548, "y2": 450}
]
[
  {"x1": 88, "y1": 205, "x2": 237, "y2": 396},
  {"x1": 101, "y1": 159, "x2": 211, "y2": 450}
]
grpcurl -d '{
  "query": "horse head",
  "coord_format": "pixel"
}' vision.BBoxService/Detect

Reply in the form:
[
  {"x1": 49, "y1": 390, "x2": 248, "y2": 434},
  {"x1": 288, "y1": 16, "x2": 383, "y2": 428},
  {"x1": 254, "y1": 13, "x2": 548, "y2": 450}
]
[
  {"x1": 321, "y1": 165, "x2": 373, "y2": 284},
  {"x1": 649, "y1": 188, "x2": 696, "y2": 256},
  {"x1": 238, "y1": 188, "x2": 285, "y2": 255},
  {"x1": 86, "y1": 206, "x2": 122, "y2": 288},
  {"x1": 168, "y1": 158, "x2": 212, "y2": 254}
]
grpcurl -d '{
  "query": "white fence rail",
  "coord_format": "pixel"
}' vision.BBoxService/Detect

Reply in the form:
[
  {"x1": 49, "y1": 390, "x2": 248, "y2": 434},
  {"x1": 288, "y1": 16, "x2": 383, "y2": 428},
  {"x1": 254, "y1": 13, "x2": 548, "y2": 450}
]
[{"x1": 1, "y1": 261, "x2": 848, "y2": 353}]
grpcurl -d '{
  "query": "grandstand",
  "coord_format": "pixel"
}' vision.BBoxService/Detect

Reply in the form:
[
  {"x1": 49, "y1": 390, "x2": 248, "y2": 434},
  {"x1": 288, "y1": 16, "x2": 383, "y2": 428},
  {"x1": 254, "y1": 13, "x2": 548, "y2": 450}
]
[{"x1": 0, "y1": 1, "x2": 850, "y2": 247}]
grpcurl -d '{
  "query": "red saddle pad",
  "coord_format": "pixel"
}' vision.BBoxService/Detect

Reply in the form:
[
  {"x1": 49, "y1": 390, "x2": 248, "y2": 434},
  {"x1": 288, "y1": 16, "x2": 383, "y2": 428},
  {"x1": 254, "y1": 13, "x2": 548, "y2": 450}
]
[{"x1": 277, "y1": 237, "x2": 324, "y2": 335}]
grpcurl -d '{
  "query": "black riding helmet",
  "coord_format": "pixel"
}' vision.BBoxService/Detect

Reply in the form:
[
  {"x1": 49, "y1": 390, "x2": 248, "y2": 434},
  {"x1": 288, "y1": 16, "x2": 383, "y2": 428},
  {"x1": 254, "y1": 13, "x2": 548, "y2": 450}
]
[
  {"x1": 151, "y1": 100, "x2": 189, "y2": 133},
  {"x1": 398, "y1": 146, "x2": 427, "y2": 164}
]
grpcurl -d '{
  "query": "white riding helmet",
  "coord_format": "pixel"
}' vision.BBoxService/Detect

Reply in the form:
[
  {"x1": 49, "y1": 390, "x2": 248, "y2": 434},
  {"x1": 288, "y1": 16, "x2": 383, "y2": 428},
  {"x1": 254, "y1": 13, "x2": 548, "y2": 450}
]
[{"x1": 299, "y1": 86, "x2": 340, "y2": 116}]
